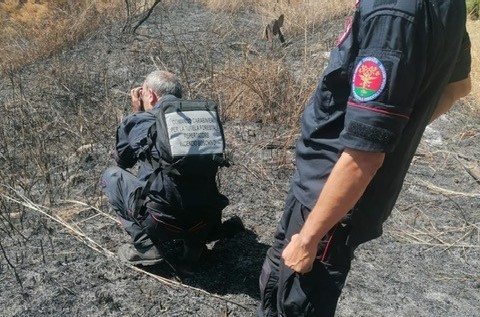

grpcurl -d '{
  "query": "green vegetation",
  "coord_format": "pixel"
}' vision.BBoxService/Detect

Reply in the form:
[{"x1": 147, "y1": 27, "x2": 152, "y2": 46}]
[{"x1": 467, "y1": 0, "x2": 479, "y2": 19}]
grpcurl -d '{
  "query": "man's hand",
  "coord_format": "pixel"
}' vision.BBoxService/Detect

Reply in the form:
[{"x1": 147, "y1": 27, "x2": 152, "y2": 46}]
[
  {"x1": 131, "y1": 87, "x2": 144, "y2": 112},
  {"x1": 282, "y1": 233, "x2": 318, "y2": 273}
]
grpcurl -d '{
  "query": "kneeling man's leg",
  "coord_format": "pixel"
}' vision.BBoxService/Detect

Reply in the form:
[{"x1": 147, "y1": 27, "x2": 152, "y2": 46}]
[{"x1": 99, "y1": 167, "x2": 151, "y2": 248}]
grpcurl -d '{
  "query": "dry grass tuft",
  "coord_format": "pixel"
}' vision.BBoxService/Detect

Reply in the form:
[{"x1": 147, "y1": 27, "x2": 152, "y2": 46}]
[
  {"x1": 258, "y1": 0, "x2": 353, "y2": 36},
  {"x1": 467, "y1": 19, "x2": 480, "y2": 106},
  {"x1": 195, "y1": 0, "x2": 353, "y2": 36},
  {"x1": 0, "y1": 0, "x2": 121, "y2": 73},
  {"x1": 0, "y1": 0, "x2": 167, "y2": 74},
  {"x1": 193, "y1": 0, "x2": 258, "y2": 12},
  {"x1": 214, "y1": 58, "x2": 313, "y2": 127}
]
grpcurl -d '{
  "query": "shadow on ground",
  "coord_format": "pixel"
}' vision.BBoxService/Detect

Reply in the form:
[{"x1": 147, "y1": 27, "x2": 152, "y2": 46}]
[{"x1": 144, "y1": 229, "x2": 269, "y2": 300}]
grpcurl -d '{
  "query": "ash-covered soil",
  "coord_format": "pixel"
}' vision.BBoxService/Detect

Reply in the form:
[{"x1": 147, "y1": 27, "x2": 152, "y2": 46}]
[{"x1": 0, "y1": 2, "x2": 478, "y2": 316}]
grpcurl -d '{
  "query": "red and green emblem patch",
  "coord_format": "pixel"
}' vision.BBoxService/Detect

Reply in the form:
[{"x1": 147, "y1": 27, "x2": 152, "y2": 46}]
[{"x1": 352, "y1": 57, "x2": 387, "y2": 102}]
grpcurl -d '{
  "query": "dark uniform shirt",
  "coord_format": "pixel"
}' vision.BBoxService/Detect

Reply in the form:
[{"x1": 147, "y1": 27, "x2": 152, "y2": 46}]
[
  {"x1": 115, "y1": 95, "x2": 228, "y2": 213},
  {"x1": 292, "y1": 0, "x2": 471, "y2": 247}
]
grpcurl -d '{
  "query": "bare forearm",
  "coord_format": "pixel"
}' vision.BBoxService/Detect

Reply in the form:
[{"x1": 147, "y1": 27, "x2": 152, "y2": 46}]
[
  {"x1": 299, "y1": 149, "x2": 385, "y2": 246},
  {"x1": 281, "y1": 149, "x2": 384, "y2": 273}
]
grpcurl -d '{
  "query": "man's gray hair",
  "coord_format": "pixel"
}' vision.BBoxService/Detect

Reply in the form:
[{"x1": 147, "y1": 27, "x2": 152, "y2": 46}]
[{"x1": 144, "y1": 70, "x2": 183, "y2": 98}]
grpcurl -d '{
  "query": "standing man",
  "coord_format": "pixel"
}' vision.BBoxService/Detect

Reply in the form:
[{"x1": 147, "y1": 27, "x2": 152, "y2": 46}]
[
  {"x1": 100, "y1": 70, "x2": 239, "y2": 268},
  {"x1": 258, "y1": 1, "x2": 471, "y2": 316}
]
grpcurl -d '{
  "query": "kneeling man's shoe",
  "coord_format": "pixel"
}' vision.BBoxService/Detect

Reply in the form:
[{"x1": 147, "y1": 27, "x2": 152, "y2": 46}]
[{"x1": 117, "y1": 243, "x2": 164, "y2": 266}]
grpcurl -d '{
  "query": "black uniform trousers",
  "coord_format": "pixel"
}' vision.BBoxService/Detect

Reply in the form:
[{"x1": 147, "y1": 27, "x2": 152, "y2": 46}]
[
  {"x1": 100, "y1": 166, "x2": 219, "y2": 250},
  {"x1": 100, "y1": 166, "x2": 153, "y2": 248},
  {"x1": 258, "y1": 191, "x2": 355, "y2": 317}
]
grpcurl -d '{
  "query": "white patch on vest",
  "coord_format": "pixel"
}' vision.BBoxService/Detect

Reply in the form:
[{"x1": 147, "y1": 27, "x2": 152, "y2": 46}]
[{"x1": 165, "y1": 110, "x2": 224, "y2": 156}]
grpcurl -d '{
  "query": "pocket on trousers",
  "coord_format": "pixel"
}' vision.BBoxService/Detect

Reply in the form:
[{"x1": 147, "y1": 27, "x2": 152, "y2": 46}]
[
  {"x1": 320, "y1": 223, "x2": 353, "y2": 271},
  {"x1": 259, "y1": 258, "x2": 280, "y2": 317},
  {"x1": 281, "y1": 269, "x2": 314, "y2": 317}
]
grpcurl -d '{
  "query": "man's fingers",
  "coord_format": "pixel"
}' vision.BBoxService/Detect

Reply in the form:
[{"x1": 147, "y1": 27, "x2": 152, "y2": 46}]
[
  {"x1": 130, "y1": 87, "x2": 144, "y2": 112},
  {"x1": 281, "y1": 234, "x2": 316, "y2": 274},
  {"x1": 287, "y1": 261, "x2": 313, "y2": 274},
  {"x1": 131, "y1": 87, "x2": 142, "y2": 99}
]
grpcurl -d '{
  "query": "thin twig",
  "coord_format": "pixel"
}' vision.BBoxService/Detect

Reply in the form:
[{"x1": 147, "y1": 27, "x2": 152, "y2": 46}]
[
  {"x1": 52, "y1": 279, "x2": 77, "y2": 296},
  {"x1": 418, "y1": 180, "x2": 480, "y2": 198},
  {"x1": 0, "y1": 240, "x2": 24, "y2": 291},
  {"x1": 60, "y1": 200, "x2": 120, "y2": 224},
  {"x1": 2, "y1": 191, "x2": 252, "y2": 310},
  {"x1": 0, "y1": 211, "x2": 28, "y2": 241},
  {"x1": 389, "y1": 229, "x2": 479, "y2": 249},
  {"x1": 132, "y1": 0, "x2": 162, "y2": 33},
  {"x1": 390, "y1": 232, "x2": 479, "y2": 249},
  {"x1": 454, "y1": 155, "x2": 480, "y2": 185},
  {"x1": 2, "y1": 194, "x2": 114, "y2": 256}
]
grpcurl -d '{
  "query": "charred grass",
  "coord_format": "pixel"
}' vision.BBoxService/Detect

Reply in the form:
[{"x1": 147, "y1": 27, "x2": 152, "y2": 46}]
[{"x1": 0, "y1": 1, "x2": 479, "y2": 316}]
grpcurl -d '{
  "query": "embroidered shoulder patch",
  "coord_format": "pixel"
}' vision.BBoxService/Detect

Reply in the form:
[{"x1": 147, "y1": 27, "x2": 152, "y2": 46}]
[{"x1": 352, "y1": 57, "x2": 387, "y2": 102}]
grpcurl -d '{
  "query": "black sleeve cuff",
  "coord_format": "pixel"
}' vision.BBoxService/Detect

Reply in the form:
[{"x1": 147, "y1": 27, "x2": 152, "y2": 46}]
[{"x1": 339, "y1": 101, "x2": 409, "y2": 153}]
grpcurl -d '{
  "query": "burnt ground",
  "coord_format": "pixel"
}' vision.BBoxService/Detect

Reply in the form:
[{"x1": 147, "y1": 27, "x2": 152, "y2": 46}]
[{"x1": 0, "y1": 2, "x2": 479, "y2": 316}]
